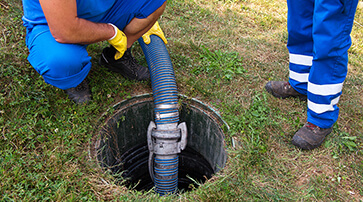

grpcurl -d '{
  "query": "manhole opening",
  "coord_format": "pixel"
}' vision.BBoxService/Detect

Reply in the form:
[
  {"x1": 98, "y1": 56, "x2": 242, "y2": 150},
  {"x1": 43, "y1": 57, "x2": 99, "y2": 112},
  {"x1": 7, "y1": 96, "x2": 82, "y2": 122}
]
[{"x1": 91, "y1": 94, "x2": 228, "y2": 193}]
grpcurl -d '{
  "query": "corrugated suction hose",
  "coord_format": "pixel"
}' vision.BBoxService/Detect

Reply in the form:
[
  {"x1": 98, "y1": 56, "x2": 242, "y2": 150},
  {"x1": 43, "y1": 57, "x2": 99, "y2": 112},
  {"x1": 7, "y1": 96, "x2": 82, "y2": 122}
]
[{"x1": 139, "y1": 35, "x2": 187, "y2": 195}]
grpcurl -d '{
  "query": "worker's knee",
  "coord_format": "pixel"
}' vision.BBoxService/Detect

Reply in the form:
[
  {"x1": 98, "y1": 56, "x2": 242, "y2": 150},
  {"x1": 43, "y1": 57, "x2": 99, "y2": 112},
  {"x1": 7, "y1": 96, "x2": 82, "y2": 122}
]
[
  {"x1": 28, "y1": 41, "x2": 92, "y2": 89},
  {"x1": 44, "y1": 45, "x2": 90, "y2": 78},
  {"x1": 153, "y1": 1, "x2": 166, "y2": 17},
  {"x1": 29, "y1": 43, "x2": 90, "y2": 78},
  {"x1": 124, "y1": 2, "x2": 166, "y2": 36}
]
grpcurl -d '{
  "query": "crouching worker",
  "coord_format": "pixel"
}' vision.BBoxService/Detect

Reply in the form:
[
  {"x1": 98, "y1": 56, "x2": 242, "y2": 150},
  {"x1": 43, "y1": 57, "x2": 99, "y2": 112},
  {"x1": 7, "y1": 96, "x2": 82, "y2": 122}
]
[{"x1": 21, "y1": 0, "x2": 167, "y2": 104}]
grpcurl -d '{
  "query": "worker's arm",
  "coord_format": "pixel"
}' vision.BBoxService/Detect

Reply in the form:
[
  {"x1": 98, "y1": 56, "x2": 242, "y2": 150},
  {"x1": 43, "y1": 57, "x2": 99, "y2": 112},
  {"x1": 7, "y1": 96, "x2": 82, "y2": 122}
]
[{"x1": 39, "y1": 0, "x2": 114, "y2": 44}]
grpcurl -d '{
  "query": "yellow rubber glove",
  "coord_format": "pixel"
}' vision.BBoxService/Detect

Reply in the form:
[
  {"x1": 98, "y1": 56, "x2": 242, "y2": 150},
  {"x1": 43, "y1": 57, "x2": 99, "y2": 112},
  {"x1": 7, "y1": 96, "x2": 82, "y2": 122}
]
[
  {"x1": 107, "y1": 23, "x2": 127, "y2": 60},
  {"x1": 141, "y1": 21, "x2": 168, "y2": 45}
]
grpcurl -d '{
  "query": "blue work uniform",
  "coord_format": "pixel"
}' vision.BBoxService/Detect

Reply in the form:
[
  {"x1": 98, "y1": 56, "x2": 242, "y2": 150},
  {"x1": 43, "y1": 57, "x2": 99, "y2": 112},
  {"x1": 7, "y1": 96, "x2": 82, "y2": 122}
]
[
  {"x1": 22, "y1": 0, "x2": 166, "y2": 90},
  {"x1": 286, "y1": 0, "x2": 359, "y2": 128}
]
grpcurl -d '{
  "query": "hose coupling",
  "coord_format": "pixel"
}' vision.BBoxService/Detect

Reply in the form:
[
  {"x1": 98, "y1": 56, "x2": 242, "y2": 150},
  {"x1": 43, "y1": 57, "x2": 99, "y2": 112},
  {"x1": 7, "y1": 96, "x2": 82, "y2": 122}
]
[{"x1": 147, "y1": 121, "x2": 187, "y2": 155}]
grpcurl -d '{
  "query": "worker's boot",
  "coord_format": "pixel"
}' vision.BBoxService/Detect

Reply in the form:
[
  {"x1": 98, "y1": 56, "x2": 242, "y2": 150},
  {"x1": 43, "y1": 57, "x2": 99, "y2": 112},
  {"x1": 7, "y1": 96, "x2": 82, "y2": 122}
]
[
  {"x1": 291, "y1": 122, "x2": 333, "y2": 150},
  {"x1": 265, "y1": 81, "x2": 307, "y2": 100},
  {"x1": 64, "y1": 79, "x2": 92, "y2": 104},
  {"x1": 99, "y1": 46, "x2": 150, "y2": 81}
]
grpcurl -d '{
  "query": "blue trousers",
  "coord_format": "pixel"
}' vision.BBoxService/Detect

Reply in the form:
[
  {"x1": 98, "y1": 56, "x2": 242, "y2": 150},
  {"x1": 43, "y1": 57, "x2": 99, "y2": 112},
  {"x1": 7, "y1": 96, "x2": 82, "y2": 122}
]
[
  {"x1": 286, "y1": 0, "x2": 358, "y2": 128},
  {"x1": 24, "y1": 0, "x2": 165, "y2": 90}
]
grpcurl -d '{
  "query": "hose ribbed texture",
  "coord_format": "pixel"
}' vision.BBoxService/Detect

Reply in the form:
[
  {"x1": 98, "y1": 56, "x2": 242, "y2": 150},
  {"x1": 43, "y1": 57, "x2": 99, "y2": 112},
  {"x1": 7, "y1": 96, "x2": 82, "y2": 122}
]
[
  {"x1": 154, "y1": 156, "x2": 178, "y2": 194},
  {"x1": 139, "y1": 35, "x2": 179, "y2": 126},
  {"x1": 139, "y1": 35, "x2": 179, "y2": 195}
]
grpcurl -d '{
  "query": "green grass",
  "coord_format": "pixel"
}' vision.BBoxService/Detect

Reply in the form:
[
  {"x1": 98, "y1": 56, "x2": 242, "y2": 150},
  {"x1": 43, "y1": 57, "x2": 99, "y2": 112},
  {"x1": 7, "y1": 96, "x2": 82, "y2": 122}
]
[{"x1": 1, "y1": 0, "x2": 363, "y2": 201}]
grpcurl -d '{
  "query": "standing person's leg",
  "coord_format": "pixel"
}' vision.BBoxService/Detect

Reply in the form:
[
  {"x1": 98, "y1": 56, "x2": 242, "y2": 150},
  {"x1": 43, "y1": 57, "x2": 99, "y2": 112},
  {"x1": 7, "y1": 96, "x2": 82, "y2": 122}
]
[
  {"x1": 305, "y1": 0, "x2": 359, "y2": 129},
  {"x1": 264, "y1": 0, "x2": 314, "y2": 100},
  {"x1": 291, "y1": 0, "x2": 359, "y2": 150},
  {"x1": 286, "y1": 0, "x2": 314, "y2": 95}
]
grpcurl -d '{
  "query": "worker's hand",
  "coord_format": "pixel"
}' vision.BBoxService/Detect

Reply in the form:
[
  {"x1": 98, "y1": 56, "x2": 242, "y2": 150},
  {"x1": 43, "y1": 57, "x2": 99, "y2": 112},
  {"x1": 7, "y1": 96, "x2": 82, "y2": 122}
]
[
  {"x1": 141, "y1": 21, "x2": 168, "y2": 45},
  {"x1": 107, "y1": 24, "x2": 127, "y2": 60}
]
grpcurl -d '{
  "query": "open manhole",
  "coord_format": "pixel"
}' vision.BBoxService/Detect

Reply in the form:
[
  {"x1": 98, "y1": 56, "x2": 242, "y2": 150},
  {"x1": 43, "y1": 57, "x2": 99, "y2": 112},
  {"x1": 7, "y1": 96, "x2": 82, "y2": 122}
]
[{"x1": 90, "y1": 94, "x2": 228, "y2": 193}]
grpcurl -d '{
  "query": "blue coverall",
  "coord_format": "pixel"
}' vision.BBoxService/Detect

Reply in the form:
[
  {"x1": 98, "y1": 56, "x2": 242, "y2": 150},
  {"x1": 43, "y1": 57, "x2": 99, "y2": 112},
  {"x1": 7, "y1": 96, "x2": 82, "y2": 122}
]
[
  {"x1": 287, "y1": 0, "x2": 359, "y2": 128},
  {"x1": 22, "y1": 0, "x2": 165, "y2": 90}
]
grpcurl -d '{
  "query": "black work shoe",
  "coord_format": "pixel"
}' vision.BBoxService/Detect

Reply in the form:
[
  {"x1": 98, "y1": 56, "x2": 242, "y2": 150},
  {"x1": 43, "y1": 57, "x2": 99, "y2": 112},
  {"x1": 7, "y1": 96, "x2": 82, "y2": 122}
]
[
  {"x1": 99, "y1": 46, "x2": 150, "y2": 81},
  {"x1": 265, "y1": 81, "x2": 307, "y2": 100},
  {"x1": 64, "y1": 79, "x2": 92, "y2": 104},
  {"x1": 291, "y1": 122, "x2": 333, "y2": 150}
]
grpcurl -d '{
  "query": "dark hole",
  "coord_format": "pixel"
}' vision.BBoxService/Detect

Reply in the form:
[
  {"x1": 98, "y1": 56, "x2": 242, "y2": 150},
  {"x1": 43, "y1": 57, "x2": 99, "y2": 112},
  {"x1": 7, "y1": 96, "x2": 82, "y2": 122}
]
[
  {"x1": 92, "y1": 94, "x2": 227, "y2": 194},
  {"x1": 110, "y1": 143, "x2": 214, "y2": 192}
]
